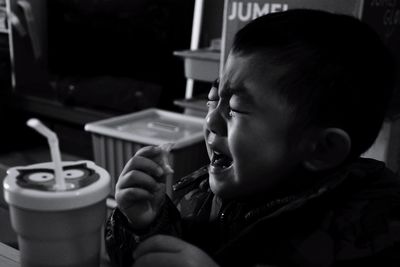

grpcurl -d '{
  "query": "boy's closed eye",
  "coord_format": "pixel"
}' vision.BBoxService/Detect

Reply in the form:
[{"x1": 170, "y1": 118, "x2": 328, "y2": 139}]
[
  {"x1": 228, "y1": 95, "x2": 250, "y2": 115},
  {"x1": 207, "y1": 82, "x2": 249, "y2": 117}
]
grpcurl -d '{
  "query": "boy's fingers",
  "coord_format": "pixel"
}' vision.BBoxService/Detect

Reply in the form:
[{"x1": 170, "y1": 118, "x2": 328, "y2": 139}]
[
  {"x1": 135, "y1": 145, "x2": 169, "y2": 170},
  {"x1": 116, "y1": 170, "x2": 159, "y2": 192},
  {"x1": 134, "y1": 235, "x2": 184, "y2": 259},
  {"x1": 133, "y1": 253, "x2": 179, "y2": 267},
  {"x1": 135, "y1": 145, "x2": 162, "y2": 157},
  {"x1": 121, "y1": 155, "x2": 164, "y2": 178},
  {"x1": 133, "y1": 235, "x2": 220, "y2": 267},
  {"x1": 115, "y1": 187, "x2": 153, "y2": 210}
]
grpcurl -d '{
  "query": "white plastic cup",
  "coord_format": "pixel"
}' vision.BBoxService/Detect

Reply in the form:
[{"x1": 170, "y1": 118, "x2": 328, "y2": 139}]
[{"x1": 3, "y1": 160, "x2": 110, "y2": 267}]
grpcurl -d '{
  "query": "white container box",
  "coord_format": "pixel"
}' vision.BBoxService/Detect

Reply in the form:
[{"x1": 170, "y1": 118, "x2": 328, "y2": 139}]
[{"x1": 84, "y1": 109, "x2": 209, "y2": 197}]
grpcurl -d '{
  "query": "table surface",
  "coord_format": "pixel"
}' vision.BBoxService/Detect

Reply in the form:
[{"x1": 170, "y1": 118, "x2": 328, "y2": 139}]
[{"x1": 0, "y1": 242, "x2": 112, "y2": 267}]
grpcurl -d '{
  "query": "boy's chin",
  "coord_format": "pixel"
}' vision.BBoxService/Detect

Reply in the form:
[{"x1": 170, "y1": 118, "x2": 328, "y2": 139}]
[
  {"x1": 209, "y1": 174, "x2": 237, "y2": 200},
  {"x1": 209, "y1": 174, "x2": 225, "y2": 197}
]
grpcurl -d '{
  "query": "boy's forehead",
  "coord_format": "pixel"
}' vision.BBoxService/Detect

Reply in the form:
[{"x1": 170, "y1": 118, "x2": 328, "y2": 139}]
[
  {"x1": 220, "y1": 54, "x2": 255, "y2": 94},
  {"x1": 220, "y1": 53, "x2": 287, "y2": 99}
]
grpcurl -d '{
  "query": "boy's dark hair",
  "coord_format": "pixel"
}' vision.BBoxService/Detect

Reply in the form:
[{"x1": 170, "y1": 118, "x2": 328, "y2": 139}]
[{"x1": 232, "y1": 9, "x2": 396, "y2": 160}]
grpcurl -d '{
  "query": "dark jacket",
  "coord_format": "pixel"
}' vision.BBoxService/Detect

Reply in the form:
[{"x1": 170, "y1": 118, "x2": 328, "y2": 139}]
[{"x1": 105, "y1": 158, "x2": 400, "y2": 266}]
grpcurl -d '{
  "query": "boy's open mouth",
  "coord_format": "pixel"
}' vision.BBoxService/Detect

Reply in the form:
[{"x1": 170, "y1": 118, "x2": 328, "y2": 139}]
[{"x1": 211, "y1": 151, "x2": 233, "y2": 169}]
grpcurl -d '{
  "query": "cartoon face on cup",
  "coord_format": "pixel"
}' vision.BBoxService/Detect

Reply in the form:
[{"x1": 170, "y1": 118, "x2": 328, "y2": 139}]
[{"x1": 15, "y1": 162, "x2": 100, "y2": 191}]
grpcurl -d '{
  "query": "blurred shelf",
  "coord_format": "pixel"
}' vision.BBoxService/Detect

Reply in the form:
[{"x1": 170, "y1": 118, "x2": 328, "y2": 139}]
[
  {"x1": 174, "y1": 49, "x2": 220, "y2": 82},
  {"x1": 2, "y1": 93, "x2": 116, "y2": 125},
  {"x1": 174, "y1": 96, "x2": 207, "y2": 117}
]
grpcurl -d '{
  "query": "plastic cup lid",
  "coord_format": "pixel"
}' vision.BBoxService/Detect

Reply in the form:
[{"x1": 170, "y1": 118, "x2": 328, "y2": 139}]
[{"x1": 3, "y1": 161, "x2": 111, "y2": 211}]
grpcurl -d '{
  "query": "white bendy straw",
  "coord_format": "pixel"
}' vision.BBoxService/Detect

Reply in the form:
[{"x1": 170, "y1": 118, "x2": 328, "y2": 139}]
[
  {"x1": 158, "y1": 143, "x2": 175, "y2": 198},
  {"x1": 159, "y1": 143, "x2": 175, "y2": 174},
  {"x1": 27, "y1": 118, "x2": 67, "y2": 190}
]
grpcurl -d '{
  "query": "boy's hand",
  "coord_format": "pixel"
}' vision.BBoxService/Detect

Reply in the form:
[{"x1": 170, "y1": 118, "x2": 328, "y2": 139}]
[
  {"x1": 132, "y1": 235, "x2": 220, "y2": 267},
  {"x1": 115, "y1": 146, "x2": 171, "y2": 229}
]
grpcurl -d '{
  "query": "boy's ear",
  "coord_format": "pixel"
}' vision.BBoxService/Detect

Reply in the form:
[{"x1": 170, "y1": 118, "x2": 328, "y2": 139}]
[{"x1": 303, "y1": 128, "x2": 351, "y2": 172}]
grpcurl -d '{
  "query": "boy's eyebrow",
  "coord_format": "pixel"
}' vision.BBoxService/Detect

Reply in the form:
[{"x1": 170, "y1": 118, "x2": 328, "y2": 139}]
[{"x1": 221, "y1": 83, "x2": 255, "y2": 104}]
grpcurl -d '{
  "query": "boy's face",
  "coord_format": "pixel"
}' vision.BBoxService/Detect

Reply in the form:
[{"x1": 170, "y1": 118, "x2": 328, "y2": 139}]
[{"x1": 204, "y1": 52, "x2": 309, "y2": 200}]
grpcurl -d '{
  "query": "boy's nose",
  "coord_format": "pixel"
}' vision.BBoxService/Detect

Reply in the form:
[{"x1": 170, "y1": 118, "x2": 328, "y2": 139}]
[{"x1": 205, "y1": 107, "x2": 227, "y2": 137}]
